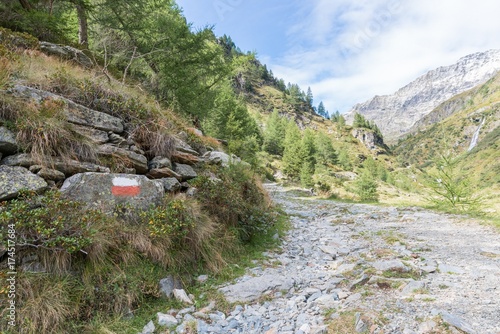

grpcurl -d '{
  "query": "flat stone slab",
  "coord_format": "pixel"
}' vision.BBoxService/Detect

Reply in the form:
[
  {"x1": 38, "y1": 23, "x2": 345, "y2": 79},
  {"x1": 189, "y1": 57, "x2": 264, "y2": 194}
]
[
  {"x1": 219, "y1": 274, "x2": 295, "y2": 303},
  {"x1": 435, "y1": 310, "x2": 477, "y2": 334},
  {"x1": 11, "y1": 85, "x2": 124, "y2": 133}
]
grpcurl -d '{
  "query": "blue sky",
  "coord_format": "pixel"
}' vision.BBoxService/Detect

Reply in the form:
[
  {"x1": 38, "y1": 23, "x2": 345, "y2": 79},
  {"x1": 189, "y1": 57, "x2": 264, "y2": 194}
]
[{"x1": 176, "y1": 0, "x2": 500, "y2": 114}]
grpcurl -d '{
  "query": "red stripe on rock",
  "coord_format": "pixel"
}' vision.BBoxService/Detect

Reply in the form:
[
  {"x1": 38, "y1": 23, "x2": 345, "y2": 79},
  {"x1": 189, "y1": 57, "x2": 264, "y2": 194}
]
[{"x1": 111, "y1": 186, "x2": 141, "y2": 197}]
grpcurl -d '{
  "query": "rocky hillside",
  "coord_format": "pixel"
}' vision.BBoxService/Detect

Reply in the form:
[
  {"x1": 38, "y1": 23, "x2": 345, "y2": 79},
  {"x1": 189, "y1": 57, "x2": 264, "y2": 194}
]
[
  {"x1": 346, "y1": 50, "x2": 500, "y2": 142},
  {"x1": 0, "y1": 29, "x2": 279, "y2": 333}
]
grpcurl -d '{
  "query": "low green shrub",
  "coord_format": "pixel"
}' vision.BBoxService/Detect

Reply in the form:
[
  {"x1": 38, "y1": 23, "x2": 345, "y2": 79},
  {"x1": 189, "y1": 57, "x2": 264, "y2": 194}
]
[
  {"x1": 191, "y1": 164, "x2": 275, "y2": 242},
  {"x1": 0, "y1": 27, "x2": 39, "y2": 51},
  {"x1": 0, "y1": 191, "x2": 106, "y2": 257}
]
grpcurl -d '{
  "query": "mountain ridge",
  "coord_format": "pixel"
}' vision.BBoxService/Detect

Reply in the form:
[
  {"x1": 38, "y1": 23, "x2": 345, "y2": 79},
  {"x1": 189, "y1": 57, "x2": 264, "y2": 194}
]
[{"x1": 346, "y1": 49, "x2": 500, "y2": 142}]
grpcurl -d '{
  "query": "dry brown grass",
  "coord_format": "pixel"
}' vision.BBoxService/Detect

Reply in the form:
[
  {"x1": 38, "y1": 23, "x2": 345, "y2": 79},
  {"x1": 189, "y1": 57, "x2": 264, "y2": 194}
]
[
  {"x1": 15, "y1": 99, "x2": 99, "y2": 165},
  {"x1": 0, "y1": 56, "x2": 11, "y2": 89},
  {"x1": 131, "y1": 118, "x2": 176, "y2": 159},
  {"x1": 15, "y1": 274, "x2": 73, "y2": 334},
  {"x1": 328, "y1": 312, "x2": 358, "y2": 334}
]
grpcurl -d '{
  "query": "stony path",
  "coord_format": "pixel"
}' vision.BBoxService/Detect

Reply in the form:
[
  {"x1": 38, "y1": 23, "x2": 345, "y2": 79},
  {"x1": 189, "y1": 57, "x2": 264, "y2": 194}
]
[{"x1": 148, "y1": 184, "x2": 500, "y2": 334}]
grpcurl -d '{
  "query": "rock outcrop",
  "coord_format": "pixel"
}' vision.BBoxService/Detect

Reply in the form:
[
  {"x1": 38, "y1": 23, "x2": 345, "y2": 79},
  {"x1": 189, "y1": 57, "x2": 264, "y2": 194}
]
[
  {"x1": 11, "y1": 85, "x2": 124, "y2": 133},
  {"x1": 39, "y1": 41, "x2": 93, "y2": 68},
  {"x1": 202, "y1": 151, "x2": 242, "y2": 167},
  {"x1": 0, "y1": 166, "x2": 47, "y2": 201},
  {"x1": 351, "y1": 128, "x2": 387, "y2": 153},
  {"x1": 0, "y1": 127, "x2": 18, "y2": 155},
  {"x1": 1, "y1": 153, "x2": 110, "y2": 176},
  {"x1": 0, "y1": 67, "x2": 242, "y2": 204},
  {"x1": 346, "y1": 50, "x2": 500, "y2": 142}
]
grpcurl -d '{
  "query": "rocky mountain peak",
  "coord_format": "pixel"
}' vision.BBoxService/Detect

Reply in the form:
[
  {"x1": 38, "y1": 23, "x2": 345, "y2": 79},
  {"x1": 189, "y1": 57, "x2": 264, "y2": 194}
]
[{"x1": 346, "y1": 49, "x2": 500, "y2": 142}]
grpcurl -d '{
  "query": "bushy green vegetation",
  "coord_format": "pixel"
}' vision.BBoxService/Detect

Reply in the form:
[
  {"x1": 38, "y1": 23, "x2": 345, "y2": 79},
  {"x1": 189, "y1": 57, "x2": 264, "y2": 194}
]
[{"x1": 424, "y1": 154, "x2": 483, "y2": 213}]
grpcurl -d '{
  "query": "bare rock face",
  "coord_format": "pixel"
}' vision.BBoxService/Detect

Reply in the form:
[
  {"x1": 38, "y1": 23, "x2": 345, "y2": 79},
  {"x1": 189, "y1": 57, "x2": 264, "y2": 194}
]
[
  {"x1": 0, "y1": 166, "x2": 47, "y2": 201},
  {"x1": 346, "y1": 50, "x2": 500, "y2": 142},
  {"x1": 10, "y1": 85, "x2": 124, "y2": 133},
  {"x1": 39, "y1": 41, "x2": 93, "y2": 68},
  {"x1": 351, "y1": 128, "x2": 386, "y2": 152},
  {"x1": 60, "y1": 173, "x2": 164, "y2": 212}
]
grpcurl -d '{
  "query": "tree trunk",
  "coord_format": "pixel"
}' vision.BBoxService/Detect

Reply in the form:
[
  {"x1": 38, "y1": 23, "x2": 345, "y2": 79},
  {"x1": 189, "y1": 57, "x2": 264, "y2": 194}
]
[
  {"x1": 18, "y1": 0, "x2": 32, "y2": 11},
  {"x1": 74, "y1": 2, "x2": 89, "y2": 49}
]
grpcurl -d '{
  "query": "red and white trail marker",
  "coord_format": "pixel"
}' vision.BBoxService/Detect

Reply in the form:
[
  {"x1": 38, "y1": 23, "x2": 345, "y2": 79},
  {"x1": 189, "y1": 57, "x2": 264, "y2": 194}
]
[{"x1": 111, "y1": 177, "x2": 141, "y2": 197}]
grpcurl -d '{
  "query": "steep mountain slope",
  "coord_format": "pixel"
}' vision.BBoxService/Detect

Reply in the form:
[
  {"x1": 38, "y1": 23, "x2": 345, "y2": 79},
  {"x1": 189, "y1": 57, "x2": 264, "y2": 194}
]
[
  {"x1": 393, "y1": 72, "x2": 500, "y2": 195},
  {"x1": 394, "y1": 72, "x2": 500, "y2": 163},
  {"x1": 346, "y1": 50, "x2": 500, "y2": 142}
]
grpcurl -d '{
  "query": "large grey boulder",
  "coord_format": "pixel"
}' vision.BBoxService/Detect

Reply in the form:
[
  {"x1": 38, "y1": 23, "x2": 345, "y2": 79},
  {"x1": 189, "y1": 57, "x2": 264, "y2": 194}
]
[
  {"x1": 0, "y1": 166, "x2": 48, "y2": 201},
  {"x1": 60, "y1": 173, "x2": 164, "y2": 212},
  {"x1": 161, "y1": 178, "x2": 181, "y2": 192},
  {"x1": 202, "y1": 151, "x2": 239, "y2": 167},
  {"x1": 173, "y1": 163, "x2": 197, "y2": 181},
  {"x1": 11, "y1": 85, "x2": 124, "y2": 133},
  {"x1": 39, "y1": 41, "x2": 93, "y2": 68},
  {"x1": 159, "y1": 276, "x2": 183, "y2": 299},
  {"x1": 97, "y1": 145, "x2": 148, "y2": 174},
  {"x1": 0, "y1": 127, "x2": 18, "y2": 155},
  {"x1": 1, "y1": 153, "x2": 110, "y2": 176}
]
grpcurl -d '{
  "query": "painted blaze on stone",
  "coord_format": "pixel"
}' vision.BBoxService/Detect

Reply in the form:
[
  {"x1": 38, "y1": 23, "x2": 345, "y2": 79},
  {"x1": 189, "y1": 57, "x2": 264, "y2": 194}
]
[
  {"x1": 111, "y1": 176, "x2": 141, "y2": 197},
  {"x1": 60, "y1": 173, "x2": 164, "y2": 212}
]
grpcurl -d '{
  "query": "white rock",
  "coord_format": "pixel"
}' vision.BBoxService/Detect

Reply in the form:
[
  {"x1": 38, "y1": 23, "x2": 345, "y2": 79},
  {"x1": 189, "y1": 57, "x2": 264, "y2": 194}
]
[
  {"x1": 173, "y1": 289, "x2": 194, "y2": 305},
  {"x1": 157, "y1": 313, "x2": 178, "y2": 327}
]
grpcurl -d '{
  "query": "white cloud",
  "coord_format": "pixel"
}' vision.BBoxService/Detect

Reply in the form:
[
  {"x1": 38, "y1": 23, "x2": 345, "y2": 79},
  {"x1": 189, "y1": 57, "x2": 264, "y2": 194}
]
[{"x1": 269, "y1": 0, "x2": 500, "y2": 113}]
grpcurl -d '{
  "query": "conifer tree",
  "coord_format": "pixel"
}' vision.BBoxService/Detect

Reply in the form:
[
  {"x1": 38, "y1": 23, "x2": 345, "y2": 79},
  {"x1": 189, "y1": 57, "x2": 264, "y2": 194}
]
[
  {"x1": 306, "y1": 87, "x2": 313, "y2": 107},
  {"x1": 262, "y1": 110, "x2": 286, "y2": 155},
  {"x1": 282, "y1": 120, "x2": 303, "y2": 178},
  {"x1": 315, "y1": 132, "x2": 337, "y2": 165},
  {"x1": 299, "y1": 129, "x2": 316, "y2": 187},
  {"x1": 317, "y1": 101, "x2": 326, "y2": 118}
]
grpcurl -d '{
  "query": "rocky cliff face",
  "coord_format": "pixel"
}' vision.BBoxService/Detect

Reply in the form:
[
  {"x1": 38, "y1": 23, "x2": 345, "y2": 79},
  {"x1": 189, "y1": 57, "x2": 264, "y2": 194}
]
[{"x1": 346, "y1": 50, "x2": 500, "y2": 142}]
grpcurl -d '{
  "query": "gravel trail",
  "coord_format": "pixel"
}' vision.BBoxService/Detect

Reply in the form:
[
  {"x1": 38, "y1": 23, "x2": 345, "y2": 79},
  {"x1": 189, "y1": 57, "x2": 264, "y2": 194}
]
[{"x1": 146, "y1": 184, "x2": 500, "y2": 334}]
